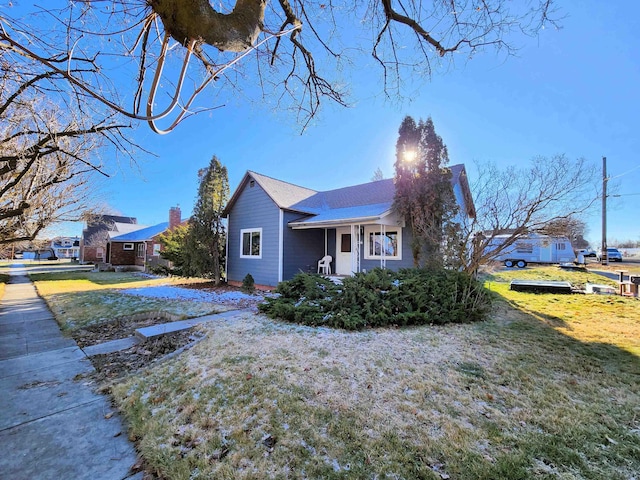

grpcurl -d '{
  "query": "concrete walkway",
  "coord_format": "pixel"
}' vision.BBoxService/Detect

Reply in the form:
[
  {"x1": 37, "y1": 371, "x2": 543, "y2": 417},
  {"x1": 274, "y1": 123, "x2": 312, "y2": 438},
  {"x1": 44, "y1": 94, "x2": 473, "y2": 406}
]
[{"x1": 0, "y1": 265, "x2": 141, "y2": 480}]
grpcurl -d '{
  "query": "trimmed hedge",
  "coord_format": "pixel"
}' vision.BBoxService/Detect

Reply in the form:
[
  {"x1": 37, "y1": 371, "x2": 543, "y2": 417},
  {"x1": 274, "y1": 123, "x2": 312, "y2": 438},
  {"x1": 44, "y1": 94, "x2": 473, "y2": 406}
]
[{"x1": 258, "y1": 268, "x2": 490, "y2": 330}]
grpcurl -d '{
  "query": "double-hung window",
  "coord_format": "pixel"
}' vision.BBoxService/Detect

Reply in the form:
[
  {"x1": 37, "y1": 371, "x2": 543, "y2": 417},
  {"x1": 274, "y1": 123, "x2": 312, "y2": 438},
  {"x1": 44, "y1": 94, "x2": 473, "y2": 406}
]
[{"x1": 241, "y1": 228, "x2": 262, "y2": 258}]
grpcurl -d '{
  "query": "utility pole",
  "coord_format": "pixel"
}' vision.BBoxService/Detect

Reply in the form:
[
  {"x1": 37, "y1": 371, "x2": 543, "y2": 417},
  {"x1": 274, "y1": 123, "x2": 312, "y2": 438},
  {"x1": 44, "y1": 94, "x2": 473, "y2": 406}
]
[{"x1": 601, "y1": 156, "x2": 608, "y2": 265}]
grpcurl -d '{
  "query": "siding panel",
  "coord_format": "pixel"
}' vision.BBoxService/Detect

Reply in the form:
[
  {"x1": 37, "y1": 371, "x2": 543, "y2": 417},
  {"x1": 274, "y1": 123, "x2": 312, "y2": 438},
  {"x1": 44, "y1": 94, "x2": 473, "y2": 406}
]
[
  {"x1": 282, "y1": 212, "x2": 325, "y2": 280},
  {"x1": 227, "y1": 182, "x2": 281, "y2": 286}
]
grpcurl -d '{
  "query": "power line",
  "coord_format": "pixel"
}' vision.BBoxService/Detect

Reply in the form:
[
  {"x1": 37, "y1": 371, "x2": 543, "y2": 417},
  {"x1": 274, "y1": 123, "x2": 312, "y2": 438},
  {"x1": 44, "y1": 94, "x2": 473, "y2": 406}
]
[
  {"x1": 609, "y1": 163, "x2": 640, "y2": 180},
  {"x1": 609, "y1": 192, "x2": 640, "y2": 197}
]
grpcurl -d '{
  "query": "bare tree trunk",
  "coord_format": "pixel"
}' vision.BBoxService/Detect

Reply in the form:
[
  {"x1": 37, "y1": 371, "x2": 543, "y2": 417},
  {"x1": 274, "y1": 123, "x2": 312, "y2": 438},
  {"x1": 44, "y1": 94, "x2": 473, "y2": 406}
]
[{"x1": 149, "y1": 0, "x2": 267, "y2": 52}]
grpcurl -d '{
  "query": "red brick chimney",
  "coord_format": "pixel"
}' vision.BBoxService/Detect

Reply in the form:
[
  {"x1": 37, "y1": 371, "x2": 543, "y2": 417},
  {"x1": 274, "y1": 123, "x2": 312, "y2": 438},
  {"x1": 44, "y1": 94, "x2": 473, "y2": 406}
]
[{"x1": 169, "y1": 206, "x2": 181, "y2": 229}]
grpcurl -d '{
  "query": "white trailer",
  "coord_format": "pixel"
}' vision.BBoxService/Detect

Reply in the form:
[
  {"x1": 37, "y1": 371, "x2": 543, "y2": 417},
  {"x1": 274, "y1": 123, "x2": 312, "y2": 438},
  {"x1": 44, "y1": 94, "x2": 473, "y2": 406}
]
[{"x1": 488, "y1": 234, "x2": 576, "y2": 268}]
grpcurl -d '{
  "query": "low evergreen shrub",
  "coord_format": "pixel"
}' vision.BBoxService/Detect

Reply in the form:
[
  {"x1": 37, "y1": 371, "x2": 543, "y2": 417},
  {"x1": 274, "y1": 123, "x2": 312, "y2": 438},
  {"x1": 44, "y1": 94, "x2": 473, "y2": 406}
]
[
  {"x1": 241, "y1": 273, "x2": 255, "y2": 294},
  {"x1": 259, "y1": 268, "x2": 490, "y2": 330}
]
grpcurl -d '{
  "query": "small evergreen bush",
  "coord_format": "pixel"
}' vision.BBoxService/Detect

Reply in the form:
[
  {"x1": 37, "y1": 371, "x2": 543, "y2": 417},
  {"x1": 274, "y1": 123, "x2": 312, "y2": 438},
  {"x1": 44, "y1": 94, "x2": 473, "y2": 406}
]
[
  {"x1": 259, "y1": 268, "x2": 490, "y2": 330},
  {"x1": 241, "y1": 273, "x2": 255, "y2": 294}
]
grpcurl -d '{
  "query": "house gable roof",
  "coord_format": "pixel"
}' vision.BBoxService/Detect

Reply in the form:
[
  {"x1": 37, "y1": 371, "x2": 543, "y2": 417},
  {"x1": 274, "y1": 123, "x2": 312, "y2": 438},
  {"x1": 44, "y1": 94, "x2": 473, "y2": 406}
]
[
  {"x1": 224, "y1": 164, "x2": 474, "y2": 226},
  {"x1": 110, "y1": 222, "x2": 169, "y2": 242},
  {"x1": 222, "y1": 171, "x2": 317, "y2": 216},
  {"x1": 292, "y1": 178, "x2": 396, "y2": 212}
]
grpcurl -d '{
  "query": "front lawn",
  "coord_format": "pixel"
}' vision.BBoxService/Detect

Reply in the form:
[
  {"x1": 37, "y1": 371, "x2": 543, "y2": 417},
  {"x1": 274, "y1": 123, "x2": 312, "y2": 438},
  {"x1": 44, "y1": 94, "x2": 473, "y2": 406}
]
[
  {"x1": 111, "y1": 267, "x2": 640, "y2": 479},
  {"x1": 31, "y1": 271, "x2": 222, "y2": 331},
  {"x1": 484, "y1": 266, "x2": 639, "y2": 356}
]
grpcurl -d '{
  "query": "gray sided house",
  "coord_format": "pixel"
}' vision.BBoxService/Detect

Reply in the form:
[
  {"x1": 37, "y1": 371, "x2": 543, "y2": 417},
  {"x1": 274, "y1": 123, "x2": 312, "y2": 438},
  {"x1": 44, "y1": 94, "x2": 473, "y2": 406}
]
[{"x1": 223, "y1": 166, "x2": 475, "y2": 289}]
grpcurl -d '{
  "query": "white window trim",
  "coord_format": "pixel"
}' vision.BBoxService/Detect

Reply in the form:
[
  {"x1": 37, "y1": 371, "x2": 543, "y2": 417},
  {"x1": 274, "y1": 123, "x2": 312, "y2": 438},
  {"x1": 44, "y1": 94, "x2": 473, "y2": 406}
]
[
  {"x1": 363, "y1": 225, "x2": 402, "y2": 260},
  {"x1": 240, "y1": 228, "x2": 262, "y2": 259},
  {"x1": 123, "y1": 243, "x2": 134, "y2": 251},
  {"x1": 136, "y1": 243, "x2": 145, "y2": 258},
  {"x1": 152, "y1": 243, "x2": 161, "y2": 256}
]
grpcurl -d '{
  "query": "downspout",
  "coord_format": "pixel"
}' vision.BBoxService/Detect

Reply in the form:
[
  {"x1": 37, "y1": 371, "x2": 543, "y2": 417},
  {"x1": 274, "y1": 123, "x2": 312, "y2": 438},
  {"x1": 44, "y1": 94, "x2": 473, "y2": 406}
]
[
  {"x1": 380, "y1": 224, "x2": 386, "y2": 269},
  {"x1": 278, "y1": 209, "x2": 284, "y2": 283},
  {"x1": 224, "y1": 214, "x2": 229, "y2": 283},
  {"x1": 143, "y1": 241, "x2": 147, "y2": 271}
]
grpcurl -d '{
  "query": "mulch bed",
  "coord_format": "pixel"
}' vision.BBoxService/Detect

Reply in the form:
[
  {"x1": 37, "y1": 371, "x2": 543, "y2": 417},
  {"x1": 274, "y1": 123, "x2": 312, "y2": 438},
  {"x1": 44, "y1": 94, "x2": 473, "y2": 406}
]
[{"x1": 88, "y1": 330, "x2": 202, "y2": 384}]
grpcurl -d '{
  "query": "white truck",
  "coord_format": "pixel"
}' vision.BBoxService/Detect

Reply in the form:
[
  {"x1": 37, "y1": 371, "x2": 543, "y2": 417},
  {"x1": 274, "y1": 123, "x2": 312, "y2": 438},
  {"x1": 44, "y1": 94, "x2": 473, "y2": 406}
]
[{"x1": 488, "y1": 233, "x2": 576, "y2": 268}]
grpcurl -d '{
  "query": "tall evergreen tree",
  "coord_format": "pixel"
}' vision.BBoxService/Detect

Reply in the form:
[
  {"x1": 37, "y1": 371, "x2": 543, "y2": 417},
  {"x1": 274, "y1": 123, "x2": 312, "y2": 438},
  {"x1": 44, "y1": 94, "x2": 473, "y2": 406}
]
[
  {"x1": 393, "y1": 115, "x2": 462, "y2": 268},
  {"x1": 187, "y1": 156, "x2": 230, "y2": 283}
]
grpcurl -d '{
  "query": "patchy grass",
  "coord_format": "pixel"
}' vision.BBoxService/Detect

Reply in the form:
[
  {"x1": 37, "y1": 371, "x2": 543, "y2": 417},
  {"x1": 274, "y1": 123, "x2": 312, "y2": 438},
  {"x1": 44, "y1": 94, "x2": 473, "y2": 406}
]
[
  {"x1": 31, "y1": 271, "x2": 221, "y2": 331},
  {"x1": 44, "y1": 291, "x2": 222, "y2": 331},
  {"x1": 112, "y1": 266, "x2": 640, "y2": 480}
]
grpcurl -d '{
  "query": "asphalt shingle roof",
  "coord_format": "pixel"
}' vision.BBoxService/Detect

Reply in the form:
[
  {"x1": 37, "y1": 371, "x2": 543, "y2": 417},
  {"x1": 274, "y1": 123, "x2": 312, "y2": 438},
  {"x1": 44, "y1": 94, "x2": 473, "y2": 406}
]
[
  {"x1": 249, "y1": 171, "x2": 318, "y2": 210},
  {"x1": 225, "y1": 164, "x2": 471, "y2": 225}
]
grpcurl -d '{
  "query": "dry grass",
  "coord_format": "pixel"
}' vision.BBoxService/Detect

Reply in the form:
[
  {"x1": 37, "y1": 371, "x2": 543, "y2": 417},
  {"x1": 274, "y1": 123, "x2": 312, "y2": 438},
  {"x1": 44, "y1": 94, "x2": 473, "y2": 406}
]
[
  {"x1": 30, "y1": 270, "x2": 210, "y2": 296},
  {"x1": 31, "y1": 271, "x2": 221, "y2": 330},
  {"x1": 112, "y1": 267, "x2": 640, "y2": 480}
]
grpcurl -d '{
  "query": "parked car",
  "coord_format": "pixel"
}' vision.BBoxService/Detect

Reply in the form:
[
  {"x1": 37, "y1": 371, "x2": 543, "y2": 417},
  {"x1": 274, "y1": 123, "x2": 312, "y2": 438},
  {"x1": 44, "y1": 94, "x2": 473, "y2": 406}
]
[
  {"x1": 577, "y1": 248, "x2": 596, "y2": 257},
  {"x1": 596, "y1": 248, "x2": 623, "y2": 262}
]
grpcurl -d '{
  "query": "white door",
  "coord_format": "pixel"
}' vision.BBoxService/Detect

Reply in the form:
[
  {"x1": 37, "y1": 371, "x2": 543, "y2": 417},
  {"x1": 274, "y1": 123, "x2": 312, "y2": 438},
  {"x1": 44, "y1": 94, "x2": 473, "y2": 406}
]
[{"x1": 335, "y1": 227, "x2": 352, "y2": 275}]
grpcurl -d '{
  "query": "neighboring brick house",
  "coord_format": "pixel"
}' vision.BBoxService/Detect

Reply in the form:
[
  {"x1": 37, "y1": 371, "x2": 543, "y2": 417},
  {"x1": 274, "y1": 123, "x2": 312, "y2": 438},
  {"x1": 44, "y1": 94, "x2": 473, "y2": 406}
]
[
  {"x1": 80, "y1": 215, "x2": 138, "y2": 264},
  {"x1": 107, "y1": 207, "x2": 182, "y2": 270}
]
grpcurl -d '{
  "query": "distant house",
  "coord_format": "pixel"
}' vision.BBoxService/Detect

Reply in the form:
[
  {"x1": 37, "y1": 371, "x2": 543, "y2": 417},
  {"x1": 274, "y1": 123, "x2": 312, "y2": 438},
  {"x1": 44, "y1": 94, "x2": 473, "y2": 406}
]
[
  {"x1": 80, "y1": 214, "x2": 138, "y2": 264},
  {"x1": 107, "y1": 207, "x2": 183, "y2": 270},
  {"x1": 51, "y1": 236, "x2": 80, "y2": 259},
  {"x1": 223, "y1": 165, "x2": 475, "y2": 289}
]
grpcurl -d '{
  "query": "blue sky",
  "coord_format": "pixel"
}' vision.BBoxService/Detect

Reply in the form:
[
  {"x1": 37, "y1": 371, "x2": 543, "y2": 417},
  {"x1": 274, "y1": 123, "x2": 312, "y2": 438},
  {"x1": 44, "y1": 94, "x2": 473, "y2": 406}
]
[{"x1": 49, "y1": 1, "x2": 639, "y2": 245}]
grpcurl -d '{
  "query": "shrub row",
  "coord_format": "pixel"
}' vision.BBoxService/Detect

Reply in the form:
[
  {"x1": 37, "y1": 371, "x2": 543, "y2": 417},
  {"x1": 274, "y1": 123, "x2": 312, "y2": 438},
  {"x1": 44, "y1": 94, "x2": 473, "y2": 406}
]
[{"x1": 258, "y1": 268, "x2": 490, "y2": 330}]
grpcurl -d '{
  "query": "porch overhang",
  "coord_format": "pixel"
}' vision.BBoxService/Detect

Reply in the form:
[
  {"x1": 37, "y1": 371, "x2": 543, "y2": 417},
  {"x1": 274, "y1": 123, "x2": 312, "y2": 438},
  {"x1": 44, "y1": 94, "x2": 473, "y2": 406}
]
[
  {"x1": 289, "y1": 202, "x2": 398, "y2": 230},
  {"x1": 289, "y1": 214, "x2": 388, "y2": 229}
]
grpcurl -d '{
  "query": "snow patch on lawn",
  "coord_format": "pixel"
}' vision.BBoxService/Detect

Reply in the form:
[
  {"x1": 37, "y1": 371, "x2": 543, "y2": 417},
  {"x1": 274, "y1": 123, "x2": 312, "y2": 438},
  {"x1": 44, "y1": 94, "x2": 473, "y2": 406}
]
[{"x1": 121, "y1": 285, "x2": 257, "y2": 305}]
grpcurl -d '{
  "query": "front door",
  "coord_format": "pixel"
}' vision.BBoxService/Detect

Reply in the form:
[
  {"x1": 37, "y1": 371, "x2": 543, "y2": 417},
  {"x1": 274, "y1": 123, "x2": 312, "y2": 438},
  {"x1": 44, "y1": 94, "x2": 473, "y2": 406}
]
[{"x1": 335, "y1": 227, "x2": 352, "y2": 275}]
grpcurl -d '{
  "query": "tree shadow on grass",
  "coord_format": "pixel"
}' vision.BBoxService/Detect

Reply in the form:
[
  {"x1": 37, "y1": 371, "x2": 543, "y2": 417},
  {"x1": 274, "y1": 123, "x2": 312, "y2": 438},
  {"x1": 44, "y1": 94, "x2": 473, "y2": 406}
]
[{"x1": 491, "y1": 293, "x2": 640, "y2": 377}]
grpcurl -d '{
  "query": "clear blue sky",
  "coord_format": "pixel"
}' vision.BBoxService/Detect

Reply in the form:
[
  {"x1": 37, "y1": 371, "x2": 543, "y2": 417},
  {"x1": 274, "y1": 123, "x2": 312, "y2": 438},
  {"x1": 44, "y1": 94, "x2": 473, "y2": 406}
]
[{"x1": 48, "y1": 1, "x2": 639, "y2": 245}]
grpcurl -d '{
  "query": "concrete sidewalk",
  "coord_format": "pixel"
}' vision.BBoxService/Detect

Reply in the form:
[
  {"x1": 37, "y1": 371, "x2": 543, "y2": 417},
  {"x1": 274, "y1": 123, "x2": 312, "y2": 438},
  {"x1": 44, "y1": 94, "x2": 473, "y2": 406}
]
[{"x1": 0, "y1": 265, "x2": 140, "y2": 480}]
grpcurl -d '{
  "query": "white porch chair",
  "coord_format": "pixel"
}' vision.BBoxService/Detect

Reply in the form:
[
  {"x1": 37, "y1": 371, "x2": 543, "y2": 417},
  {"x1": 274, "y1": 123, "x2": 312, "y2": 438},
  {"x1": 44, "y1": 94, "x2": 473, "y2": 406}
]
[{"x1": 317, "y1": 255, "x2": 332, "y2": 275}]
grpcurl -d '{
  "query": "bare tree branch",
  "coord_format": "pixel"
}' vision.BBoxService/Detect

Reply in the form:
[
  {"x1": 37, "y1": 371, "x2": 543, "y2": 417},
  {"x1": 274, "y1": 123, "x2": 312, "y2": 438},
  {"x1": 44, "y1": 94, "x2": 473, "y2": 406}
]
[{"x1": 1, "y1": 1, "x2": 559, "y2": 131}]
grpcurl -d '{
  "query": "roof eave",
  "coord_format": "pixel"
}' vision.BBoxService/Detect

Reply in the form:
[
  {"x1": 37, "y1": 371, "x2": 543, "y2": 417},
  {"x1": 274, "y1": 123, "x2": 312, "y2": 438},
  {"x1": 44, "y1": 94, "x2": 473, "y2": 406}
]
[{"x1": 290, "y1": 213, "x2": 393, "y2": 229}]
